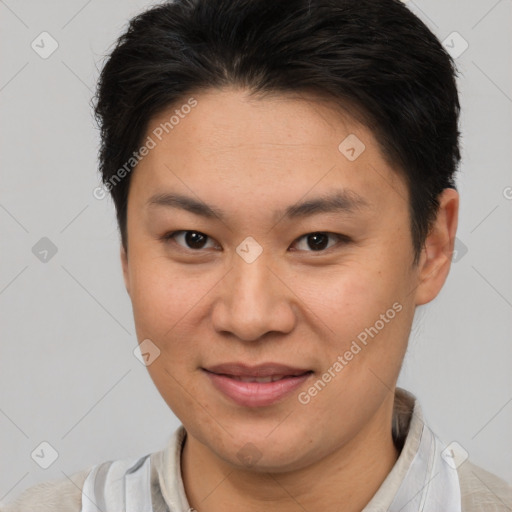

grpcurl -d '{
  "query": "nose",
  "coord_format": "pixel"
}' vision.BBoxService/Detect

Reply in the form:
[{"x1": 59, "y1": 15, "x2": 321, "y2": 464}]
[{"x1": 211, "y1": 251, "x2": 297, "y2": 342}]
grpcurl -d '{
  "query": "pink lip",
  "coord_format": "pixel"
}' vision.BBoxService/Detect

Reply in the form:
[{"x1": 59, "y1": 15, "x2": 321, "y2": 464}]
[{"x1": 203, "y1": 362, "x2": 313, "y2": 407}]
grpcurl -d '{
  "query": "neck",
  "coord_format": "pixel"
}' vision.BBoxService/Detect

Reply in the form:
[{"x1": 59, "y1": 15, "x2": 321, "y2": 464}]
[{"x1": 181, "y1": 396, "x2": 399, "y2": 512}]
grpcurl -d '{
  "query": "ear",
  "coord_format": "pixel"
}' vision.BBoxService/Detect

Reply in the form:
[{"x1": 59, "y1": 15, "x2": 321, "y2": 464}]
[
  {"x1": 414, "y1": 188, "x2": 459, "y2": 306},
  {"x1": 120, "y1": 244, "x2": 131, "y2": 296}
]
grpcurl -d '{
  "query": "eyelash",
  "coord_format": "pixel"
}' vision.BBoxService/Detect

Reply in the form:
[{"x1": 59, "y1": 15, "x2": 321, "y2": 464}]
[{"x1": 160, "y1": 230, "x2": 350, "y2": 254}]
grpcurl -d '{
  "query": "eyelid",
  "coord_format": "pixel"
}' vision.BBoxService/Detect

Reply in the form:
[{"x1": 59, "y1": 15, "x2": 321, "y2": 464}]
[
  {"x1": 291, "y1": 232, "x2": 349, "y2": 253},
  {"x1": 161, "y1": 230, "x2": 219, "y2": 251},
  {"x1": 162, "y1": 230, "x2": 351, "y2": 254}
]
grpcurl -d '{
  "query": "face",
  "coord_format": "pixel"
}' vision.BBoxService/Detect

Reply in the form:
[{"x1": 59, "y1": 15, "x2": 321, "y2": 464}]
[{"x1": 121, "y1": 87, "x2": 453, "y2": 472}]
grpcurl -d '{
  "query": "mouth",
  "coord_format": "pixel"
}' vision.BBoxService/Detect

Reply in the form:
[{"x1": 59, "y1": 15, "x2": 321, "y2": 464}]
[
  {"x1": 202, "y1": 362, "x2": 314, "y2": 407},
  {"x1": 214, "y1": 374, "x2": 307, "y2": 383}
]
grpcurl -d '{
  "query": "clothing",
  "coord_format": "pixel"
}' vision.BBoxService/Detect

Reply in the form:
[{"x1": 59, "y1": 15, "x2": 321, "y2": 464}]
[{"x1": 2, "y1": 388, "x2": 511, "y2": 511}]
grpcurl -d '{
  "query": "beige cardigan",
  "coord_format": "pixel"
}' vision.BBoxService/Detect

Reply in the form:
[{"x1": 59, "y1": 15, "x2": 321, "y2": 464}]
[{"x1": 2, "y1": 389, "x2": 511, "y2": 511}]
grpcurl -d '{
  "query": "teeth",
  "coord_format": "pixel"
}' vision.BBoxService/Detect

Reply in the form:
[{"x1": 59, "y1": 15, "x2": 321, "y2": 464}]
[{"x1": 231, "y1": 375, "x2": 287, "y2": 383}]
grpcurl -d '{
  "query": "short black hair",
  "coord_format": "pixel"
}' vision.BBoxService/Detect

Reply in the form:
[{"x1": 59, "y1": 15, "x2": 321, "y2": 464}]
[{"x1": 93, "y1": 0, "x2": 461, "y2": 264}]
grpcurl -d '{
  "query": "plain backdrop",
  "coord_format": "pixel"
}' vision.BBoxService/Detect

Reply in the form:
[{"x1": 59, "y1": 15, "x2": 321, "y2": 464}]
[{"x1": 1, "y1": 0, "x2": 511, "y2": 504}]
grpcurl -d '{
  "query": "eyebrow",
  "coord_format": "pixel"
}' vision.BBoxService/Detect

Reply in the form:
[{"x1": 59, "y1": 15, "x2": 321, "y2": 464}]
[{"x1": 147, "y1": 189, "x2": 370, "y2": 223}]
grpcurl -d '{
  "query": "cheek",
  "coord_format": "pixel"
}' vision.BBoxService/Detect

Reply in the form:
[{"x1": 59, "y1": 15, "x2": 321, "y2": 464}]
[
  {"x1": 295, "y1": 262, "x2": 401, "y2": 334},
  {"x1": 295, "y1": 257, "x2": 413, "y2": 386},
  {"x1": 129, "y1": 254, "x2": 201, "y2": 333},
  {"x1": 128, "y1": 255, "x2": 221, "y2": 371}
]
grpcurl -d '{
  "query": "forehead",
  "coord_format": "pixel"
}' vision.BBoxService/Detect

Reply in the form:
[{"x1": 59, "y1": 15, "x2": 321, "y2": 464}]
[{"x1": 130, "y1": 87, "x2": 408, "y2": 218}]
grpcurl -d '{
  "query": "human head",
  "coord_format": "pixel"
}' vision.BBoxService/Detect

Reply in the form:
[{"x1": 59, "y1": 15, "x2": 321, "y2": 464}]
[
  {"x1": 93, "y1": 0, "x2": 461, "y2": 265},
  {"x1": 91, "y1": 0, "x2": 460, "y2": 477}
]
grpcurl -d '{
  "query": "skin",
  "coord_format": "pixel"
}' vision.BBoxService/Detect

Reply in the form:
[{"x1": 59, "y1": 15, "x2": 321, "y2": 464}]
[{"x1": 121, "y1": 86, "x2": 459, "y2": 512}]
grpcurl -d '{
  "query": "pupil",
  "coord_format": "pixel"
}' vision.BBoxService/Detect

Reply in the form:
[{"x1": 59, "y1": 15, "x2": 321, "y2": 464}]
[
  {"x1": 308, "y1": 233, "x2": 328, "y2": 251},
  {"x1": 183, "y1": 232, "x2": 329, "y2": 251},
  {"x1": 186, "y1": 231, "x2": 206, "y2": 249}
]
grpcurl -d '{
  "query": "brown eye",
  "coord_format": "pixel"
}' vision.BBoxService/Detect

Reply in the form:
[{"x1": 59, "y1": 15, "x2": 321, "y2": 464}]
[
  {"x1": 163, "y1": 230, "x2": 216, "y2": 251},
  {"x1": 292, "y1": 232, "x2": 348, "y2": 252}
]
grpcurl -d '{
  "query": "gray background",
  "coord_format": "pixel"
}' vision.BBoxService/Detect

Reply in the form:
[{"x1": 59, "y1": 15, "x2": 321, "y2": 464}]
[{"x1": 1, "y1": 0, "x2": 511, "y2": 504}]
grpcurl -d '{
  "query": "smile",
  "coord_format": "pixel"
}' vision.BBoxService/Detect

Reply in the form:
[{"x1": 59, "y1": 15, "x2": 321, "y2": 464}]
[{"x1": 202, "y1": 362, "x2": 314, "y2": 407}]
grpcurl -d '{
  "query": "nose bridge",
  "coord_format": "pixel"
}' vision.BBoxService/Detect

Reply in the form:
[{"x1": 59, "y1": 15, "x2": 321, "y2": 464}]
[
  {"x1": 233, "y1": 247, "x2": 273, "y2": 303},
  {"x1": 212, "y1": 243, "x2": 295, "y2": 341},
  {"x1": 231, "y1": 234, "x2": 275, "y2": 297}
]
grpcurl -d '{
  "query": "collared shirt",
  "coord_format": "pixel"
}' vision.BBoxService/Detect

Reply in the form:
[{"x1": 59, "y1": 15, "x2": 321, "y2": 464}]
[{"x1": 2, "y1": 388, "x2": 511, "y2": 511}]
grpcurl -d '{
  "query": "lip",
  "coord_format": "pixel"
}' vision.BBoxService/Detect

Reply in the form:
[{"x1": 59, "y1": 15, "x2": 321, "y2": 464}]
[
  {"x1": 203, "y1": 362, "x2": 313, "y2": 407},
  {"x1": 205, "y1": 362, "x2": 311, "y2": 378}
]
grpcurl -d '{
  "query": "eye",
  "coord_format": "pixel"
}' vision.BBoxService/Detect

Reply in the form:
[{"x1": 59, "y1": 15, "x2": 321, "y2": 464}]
[
  {"x1": 161, "y1": 230, "x2": 350, "y2": 253},
  {"x1": 162, "y1": 230, "x2": 218, "y2": 251},
  {"x1": 291, "y1": 232, "x2": 349, "y2": 253}
]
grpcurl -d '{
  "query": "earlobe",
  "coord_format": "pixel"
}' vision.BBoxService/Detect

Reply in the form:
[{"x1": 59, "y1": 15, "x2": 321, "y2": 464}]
[
  {"x1": 120, "y1": 244, "x2": 130, "y2": 295},
  {"x1": 414, "y1": 188, "x2": 459, "y2": 306}
]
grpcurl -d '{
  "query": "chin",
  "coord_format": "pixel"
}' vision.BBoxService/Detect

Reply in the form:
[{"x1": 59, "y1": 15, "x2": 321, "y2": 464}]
[{"x1": 211, "y1": 425, "x2": 315, "y2": 472}]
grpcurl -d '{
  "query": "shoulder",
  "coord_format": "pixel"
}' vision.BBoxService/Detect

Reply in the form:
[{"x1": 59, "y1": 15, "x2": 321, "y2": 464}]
[
  {"x1": 458, "y1": 460, "x2": 512, "y2": 511},
  {"x1": 1, "y1": 448, "x2": 171, "y2": 512},
  {"x1": 0, "y1": 467, "x2": 92, "y2": 512}
]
